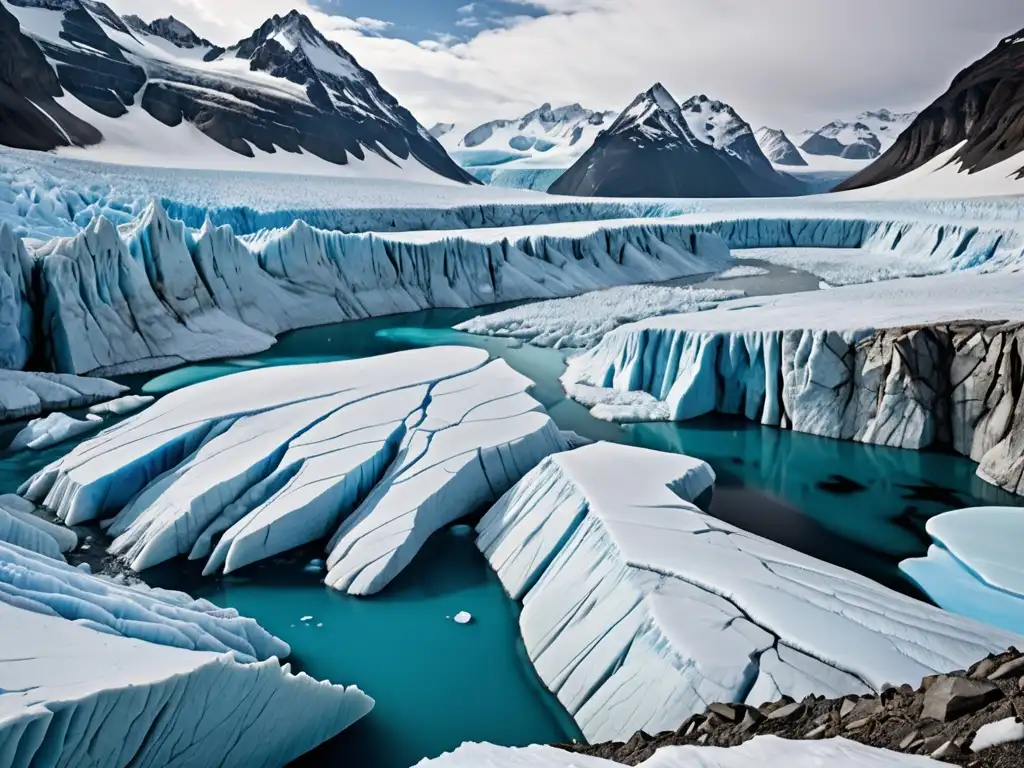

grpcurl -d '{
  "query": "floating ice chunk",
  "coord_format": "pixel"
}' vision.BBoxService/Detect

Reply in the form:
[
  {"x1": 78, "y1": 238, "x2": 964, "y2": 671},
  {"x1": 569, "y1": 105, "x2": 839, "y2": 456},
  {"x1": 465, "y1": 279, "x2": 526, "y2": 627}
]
[
  {"x1": 901, "y1": 507, "x2": 1024, "y2": 635},
  {"x1": 301, "y1": 616, "x2": 314, "y2": 622},
  {"x1": 454, "y1": 611, "x2": 472, "y2": 625},
  {"x1": 416, "y1": 736, "x2": 948, "y2": 766},
  {"x1": 0, "y1": 508, "x2": 65, "y2": 560},
  {"x1": 457, "y1": 285, "x2": 743, "y2": 350},
  {"x1": 23, "y1": 348, "x2": 565, "y2": 592},
  {"x1": 971, "y1": 717, "x2": 1024, "y2": 752},
  {"x1": 715, "y1": 265, "x2": 770, "y2": 279},
  {"x1": 0, "y1": 603, "x2": 373, "y2": 768},
  {"x1": 88, "y1": 394, "x2": 156, "y2": 416},
  {"x1": 0, "y1": 493, "x2": 77, "y2": 552},
  {"x1": 478, "y1": 443, "x2": 1022, "y2": 742},
  {"x1": 0, "y1": 369, "x2": 127, "y2": 422},
  {"x1": 8, "y1": 412, "x2": 103, "y2": 452}
]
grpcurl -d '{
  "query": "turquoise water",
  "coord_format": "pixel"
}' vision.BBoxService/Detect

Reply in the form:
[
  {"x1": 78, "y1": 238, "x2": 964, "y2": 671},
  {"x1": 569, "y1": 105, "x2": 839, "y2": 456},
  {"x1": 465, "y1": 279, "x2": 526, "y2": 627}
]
[{"x1": 6, "y1": 305, "x2": 1024, "y2": 767}]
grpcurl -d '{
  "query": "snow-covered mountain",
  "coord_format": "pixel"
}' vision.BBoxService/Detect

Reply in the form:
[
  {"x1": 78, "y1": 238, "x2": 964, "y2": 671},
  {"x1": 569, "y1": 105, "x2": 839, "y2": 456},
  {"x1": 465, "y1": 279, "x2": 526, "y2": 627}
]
[
  {"x1": 0, "y1": 1, "x2": 475, "y2": 182},
  {"x1": 754, "y1": 127, "x2": 806, "y2": 166},
  {"x1": 549, "y1": 84, "x2": 800, "y2": 198},
  {"x1": 838, "y1": 29, "x2": 1024, "y2": 195},
  {"x1": 798, "y1": 109, "x2": 917, "y2": 161}
]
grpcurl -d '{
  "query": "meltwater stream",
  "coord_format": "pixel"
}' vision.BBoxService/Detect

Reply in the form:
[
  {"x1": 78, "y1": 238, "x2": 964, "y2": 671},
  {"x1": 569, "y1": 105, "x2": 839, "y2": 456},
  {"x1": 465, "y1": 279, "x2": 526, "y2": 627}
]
[{"x1": 4, "y1": 279, "x2": 1023, "y2": 767}]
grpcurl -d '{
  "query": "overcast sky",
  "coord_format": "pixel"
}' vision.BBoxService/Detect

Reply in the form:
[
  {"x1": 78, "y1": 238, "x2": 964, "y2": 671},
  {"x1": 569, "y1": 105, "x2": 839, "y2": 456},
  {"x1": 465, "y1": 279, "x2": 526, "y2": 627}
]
[{"x1": 104, "y1": 0, "x2": 1024, "y2": 132}]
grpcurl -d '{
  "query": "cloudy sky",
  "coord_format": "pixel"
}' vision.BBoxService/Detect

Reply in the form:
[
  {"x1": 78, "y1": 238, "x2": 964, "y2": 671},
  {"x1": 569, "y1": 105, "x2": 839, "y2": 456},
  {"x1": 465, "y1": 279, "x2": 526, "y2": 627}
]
[{"x1": 104, "y1": 0, "x2": 1024, "y2": 131}]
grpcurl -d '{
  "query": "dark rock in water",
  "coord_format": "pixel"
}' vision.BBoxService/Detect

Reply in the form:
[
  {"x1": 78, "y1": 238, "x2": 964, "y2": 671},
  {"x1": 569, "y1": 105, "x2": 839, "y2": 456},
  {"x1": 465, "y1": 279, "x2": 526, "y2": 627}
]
[
  {"x1": 817, "y1": 474, "x2": 868, "y2": 495},
  {"x1": 838, "y1": 28, "x2": 1024, "y2": 191},
  {"x1": 922, "y1": 677, "x2": 1003, "y2": 722},
  {"x1": 558, "y1": 648, "x2": 1024, "y2": 767}
]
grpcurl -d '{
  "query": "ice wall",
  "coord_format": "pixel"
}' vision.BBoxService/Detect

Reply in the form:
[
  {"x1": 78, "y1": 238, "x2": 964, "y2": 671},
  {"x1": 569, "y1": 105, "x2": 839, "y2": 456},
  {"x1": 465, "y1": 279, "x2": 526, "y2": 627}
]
[
  {"x1": 477, "y1": 443, "x2": 1023, "y2": 743},
  {"x1": 28, "y1": 202, "x2": 730, "y2": 375},
  {"x1": 564, "y1": 274, "x2": 1024, "y2": 495},
  {"x1": 0, "y1": 603, "x2": 373, "y2": 768},
  {"x1": 0, "y1": 222, "x2": 33, "y2": 369},
  {"x1": 21, "y1": 348, "x2": 567, "y2": 594}
]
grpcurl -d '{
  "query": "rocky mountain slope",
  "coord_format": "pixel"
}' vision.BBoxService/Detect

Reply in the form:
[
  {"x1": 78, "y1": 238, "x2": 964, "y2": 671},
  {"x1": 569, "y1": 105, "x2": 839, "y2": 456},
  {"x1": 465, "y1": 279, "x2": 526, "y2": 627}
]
[
  {"x1": 838, "y1": 30, "x2": 1024, "y2": 191},
  {"x1": 754, "y1": 126, "x2": 807, "y2": 166},
  {"x1": 549, "y1": 84, "x2": 800, "y2": 198},
  {"x1": 0, "y1": 1, "x2": 474, "y2": 182},
  {"x1": 561, "y1": 648, "x2": 1024, "y2": 767}
]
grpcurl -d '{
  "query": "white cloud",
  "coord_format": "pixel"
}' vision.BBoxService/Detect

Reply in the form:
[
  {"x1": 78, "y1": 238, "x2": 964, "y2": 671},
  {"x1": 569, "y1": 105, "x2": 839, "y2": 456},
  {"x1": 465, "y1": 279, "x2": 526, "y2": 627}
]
[{"x1": 102, "y1": 0, "x2": 1024, "y2": 131}]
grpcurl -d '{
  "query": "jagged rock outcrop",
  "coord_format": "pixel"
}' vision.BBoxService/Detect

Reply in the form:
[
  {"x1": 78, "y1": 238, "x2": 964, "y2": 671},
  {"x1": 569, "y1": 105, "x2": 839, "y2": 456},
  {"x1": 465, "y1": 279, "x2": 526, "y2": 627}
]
[
  {"x1": 561, "y1": 648, "x2": 1024, "y2": 767},
  {"x1": 755, "y1": 127, "x2": 807, "y2": 166},
  {"x1": 838, "y1": 30, "x2": 1024, "y2": 190}
]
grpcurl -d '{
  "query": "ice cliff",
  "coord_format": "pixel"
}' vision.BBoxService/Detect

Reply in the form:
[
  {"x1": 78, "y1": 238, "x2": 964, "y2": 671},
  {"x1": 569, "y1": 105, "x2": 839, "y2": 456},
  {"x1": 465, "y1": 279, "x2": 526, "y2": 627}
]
[
  {"x1": 477, "y1": 443, "x2": 1023, "y2": 743},
  {"x1": 21, "y1": 347, "x2": 567, "y2": 595},
  {"x1": 563, "y1": 272, "x2": 1024, "y2": 496},
  {"x1": 8, "y1": 201, "x2": 729, "y2": 376}
]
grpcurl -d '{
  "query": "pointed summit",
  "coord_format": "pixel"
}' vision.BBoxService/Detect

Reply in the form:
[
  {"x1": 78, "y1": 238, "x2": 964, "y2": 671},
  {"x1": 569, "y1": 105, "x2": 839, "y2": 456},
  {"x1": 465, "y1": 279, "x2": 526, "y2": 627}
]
[{"x1": 646, "y1": 82, "x2": 681, "y2": 113}]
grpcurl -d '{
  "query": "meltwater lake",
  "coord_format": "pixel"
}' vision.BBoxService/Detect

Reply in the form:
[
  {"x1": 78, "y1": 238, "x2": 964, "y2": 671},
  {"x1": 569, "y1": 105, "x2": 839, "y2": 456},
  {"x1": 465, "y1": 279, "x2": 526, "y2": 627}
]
[{"x1": 4, "y1": 295, "x2": 1023, "y2": 767}]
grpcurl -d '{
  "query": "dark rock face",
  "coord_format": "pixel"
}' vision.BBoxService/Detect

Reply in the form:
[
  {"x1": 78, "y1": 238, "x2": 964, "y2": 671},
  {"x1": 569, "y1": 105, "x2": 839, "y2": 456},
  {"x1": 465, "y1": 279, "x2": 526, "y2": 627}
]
[
  {"x1": 800, "y1": 132, "x2": 846, "y2": 156},
  {"x1": 0, "y1": 2, "x2": 101, "y2": 150},
  {"x1": 838, "y1": 30, "x2": 1024, "y2": 191},
  {"x1": 840, "y1": 140, "x2": 880, "y2": 160},
  {"x1": 0, "y1": 3, "x2": 475, "y2": 184},
  {"x1": 561, "y1": 648, "x2": 1024, "y2": 767},
  {"x1": 549, "y1": 85, "x2": 800, "y2": 198}
]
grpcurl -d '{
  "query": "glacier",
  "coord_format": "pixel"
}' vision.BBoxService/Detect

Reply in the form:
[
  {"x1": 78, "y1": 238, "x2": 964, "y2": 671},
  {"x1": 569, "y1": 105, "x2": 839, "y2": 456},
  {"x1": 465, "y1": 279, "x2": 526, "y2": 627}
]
[
  {"x1": 0, "y1": 494, "x2": 77, "y2": 554},
  {"x1": 901, "y1": 507, "x2": 1024, "y2": 635},
  {"x1": 21, "y1": 347, "x2": 567, "y2": 595},
  {"x1": 417, "y1": 737, "x2": 946, "y2": 767},
  {"x1": 0, "y1": 602, "x2": 373, "y2": 768},
  {"x1": 8, "y1": 413, "x2": 104, "y2": 452},
  {"x1": 477, "y1": 443, "x2": 1022, "y2": 743},
  {"x1": 562, "y1": 272, "x2": 1024, "y2": 495},
  {"x1": 21, "y1": 201, "x2": 730, "y2": 375},
  {"x1": 455, "y1": 284, "x2": 744, "y2": 349},
  {"x1": 0, "y1": 369, "x2": 128, "y2": 423}
]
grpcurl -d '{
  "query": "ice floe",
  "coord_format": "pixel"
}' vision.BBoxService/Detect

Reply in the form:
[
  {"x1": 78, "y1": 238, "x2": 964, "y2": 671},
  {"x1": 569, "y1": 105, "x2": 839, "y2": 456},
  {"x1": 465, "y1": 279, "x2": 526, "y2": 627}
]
[
  {"x1": 417, "y1": 736, "x2": 947, "y2": 766},
  {"x1": 22, "y1": 348, "x2": 566, "y2": 595},
  {"x1": 563, "y1": 272, "x2": 1024, "y2": 493},
  {"x1": 88, "y1": 395, "x2": 156, "y2": 416},
  {"x1": 901, "y1": 507, "x2": 1024, "y2": 635},
  {"x1": 8, "y1": 413, "x2": 103, "y2": 452},
  {"x1": 477, "y1": 443, "x2": 1022, "y2": 742},
  {"x1": 456, "y1": 285, "x2": 743, "y2": 349},
  {"x1": 0, "y1": 369, "x2": 127, "y2": 423},
  {"x1": 0, "y1": 494, "x2": 77, "y2": 554},
  {"x1": 0, "y1": 602, "x2": 372, "y2": 768}
]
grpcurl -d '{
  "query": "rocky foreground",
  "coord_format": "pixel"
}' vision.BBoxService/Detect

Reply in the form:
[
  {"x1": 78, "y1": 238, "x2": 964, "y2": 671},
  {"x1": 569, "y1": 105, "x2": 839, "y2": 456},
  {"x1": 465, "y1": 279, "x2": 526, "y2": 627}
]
[{"x1": 560, "y1": 649, "x2": 1024, "y2": 767}]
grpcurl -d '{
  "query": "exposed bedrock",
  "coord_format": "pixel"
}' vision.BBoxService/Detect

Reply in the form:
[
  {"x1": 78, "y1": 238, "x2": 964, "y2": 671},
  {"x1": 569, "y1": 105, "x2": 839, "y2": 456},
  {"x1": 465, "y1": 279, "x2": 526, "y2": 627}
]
[
  {"x1": 566, "y1": 321, "x2": 1024, "y2": 496},
  {"x1": 11, "y1": 201, "x2": 731, "y2": 375}
]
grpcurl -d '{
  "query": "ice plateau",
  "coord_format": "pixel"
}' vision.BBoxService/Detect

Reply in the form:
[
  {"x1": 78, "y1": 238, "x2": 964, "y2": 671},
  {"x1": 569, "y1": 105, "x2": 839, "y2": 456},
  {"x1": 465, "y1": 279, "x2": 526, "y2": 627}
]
[
  {"x1": 21, "y1": 347, "x2": 568, "y2": 595},
  {"x1": 476, "y1": 443, "x2": 1021, "y2": 743},
  {"x1": 417, "y1": 737, "x2": 948, "y2": 767},
  {"x1": 901, "y1": 507, "x2": 1024, "y2": 635},
  {"x1": 563, "y1": 271, "x2": 1024, "y2": 496}
]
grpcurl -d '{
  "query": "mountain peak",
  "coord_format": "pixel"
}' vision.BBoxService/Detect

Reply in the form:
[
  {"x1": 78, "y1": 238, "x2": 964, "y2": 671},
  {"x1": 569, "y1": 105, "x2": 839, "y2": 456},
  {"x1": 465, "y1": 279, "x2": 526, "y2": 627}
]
[
  {"x1": 123, "y1": 13, "x2": 215, "y2": 48},
  {"x1": 645, "y1": 82, "x2": 680, "y2": 113}
]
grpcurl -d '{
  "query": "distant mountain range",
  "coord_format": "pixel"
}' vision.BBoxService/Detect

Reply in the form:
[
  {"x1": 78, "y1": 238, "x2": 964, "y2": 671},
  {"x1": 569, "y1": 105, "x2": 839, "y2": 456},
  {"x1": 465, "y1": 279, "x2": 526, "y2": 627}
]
[
  {"x1": 754, "y1": 127, "x2": 806, "y2": 166},
  {"x1": 0, "y1": 1, "x2": 475, "y2": 183},
  {"x1": 796, "y1": 109, "x2": 917, "y2": 161},
  {"x1": 549, "y1": 84, "x2": 801, "y2": 198},
  {"x1": 838, "y1": 29, "x2": 1024, "y2": 192}
]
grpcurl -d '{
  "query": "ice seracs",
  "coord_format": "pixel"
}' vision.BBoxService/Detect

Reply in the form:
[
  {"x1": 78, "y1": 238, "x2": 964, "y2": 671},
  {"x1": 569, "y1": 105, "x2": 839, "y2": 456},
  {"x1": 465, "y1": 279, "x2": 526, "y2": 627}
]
[
  {"x1": 901, "y1": 507, "x2": 1024, "y2": 635},
  {"x1": 562, "y1": 271, "x2": 1024, "y2": 495},
  {"x1": 417, "y1": 737, "x2": 949, "y2": 766},
  {"x1": 476, "y1": 443, "x2": 1020, "y2": 743},
  {"x1": 21, "y1": 348, "x2": 567, "y2": 596}
]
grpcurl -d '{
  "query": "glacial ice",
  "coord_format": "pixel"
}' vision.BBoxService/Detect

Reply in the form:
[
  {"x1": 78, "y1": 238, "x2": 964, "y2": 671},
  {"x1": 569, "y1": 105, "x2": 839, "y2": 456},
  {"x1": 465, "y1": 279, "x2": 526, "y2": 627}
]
[
  {"x1": 27, "y1": 200, "x2": 729, "y2": 375},
  {"x1": 0, "y1": 602, "x2": 372, "y2": 768},
  {"x1": 0, "y1": 222, "x2": 32, "y2": 369},
  {"x1": 455, "y1": 285, "x2": 744, "y2": 349},
  {"x1": 417, "y1": 737, "x2": 947, "y2": 766},
  {"x1": 562, "y1": 272, "x2": 1024, "y2": 489},
  {"x1": 88, "y1": 395, "x2": 155, "y2": 416},
  {"x1": 0, "y1": 370, "x2": 127, "y2": 423},
  {"x1": 0, "y1": 494, "x2": 77, "y2": 554},
  {"x1": 22, "y1": 348, "x2": 567, "y2": 594},
  {"x1": 901, "y1": 507, "x2": 1024, "y2": 635},
  {"x1": 477, "y1": 443, "x2": 1022, "y2": 743},
  {"x1": 8, "y1": 413, "x2": 103, "y2": 452}
]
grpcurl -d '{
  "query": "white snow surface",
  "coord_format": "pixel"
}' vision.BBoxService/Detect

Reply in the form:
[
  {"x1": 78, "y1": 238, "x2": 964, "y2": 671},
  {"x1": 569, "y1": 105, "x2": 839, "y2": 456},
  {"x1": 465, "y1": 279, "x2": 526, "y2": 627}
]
[
  {"x1": 476, "y1": 443, "x2": 1019, "y2": 743},
  {"x1": 30, "y1": 200, "x2": 730, "y2": 375},
  {"x1": 456, "y1": 285, "x2": 744, "y2": 349},
  {"x1": 0, "y1": 370, "x2": 128, "y2": 422},
  {"x1": 8, "y1": 413, "x2": 103, "y2": 453},
  {"x1": 417, "y1": 738, "x2": 946, "y2": 767},
  {"x1": 0, "y1": 602, "x2": 372, "y2": 768},
  {"x1": 21, "y1": 348, "x2": 567, "y2": 595},
  {"x1": 901, "y1": 507, "x2": 1024, "y2": 635},
  {"x1": 971, "y1": 717, "x2": 1024, "y2": 752},
  {"x1": 736, "y1": 247, "x2": 950, "y2": 285},
  {"x1": 88, "y1": 395, "x2": 155, "y2": 416}
]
